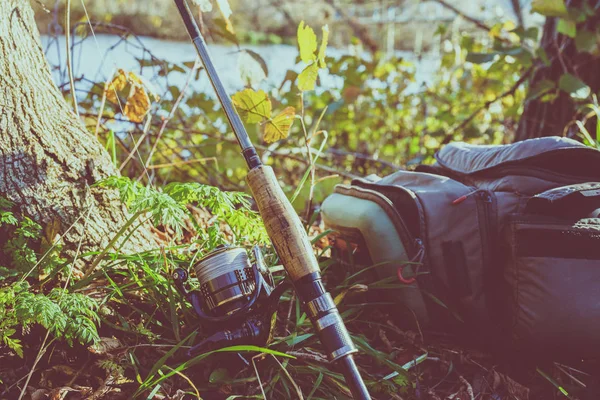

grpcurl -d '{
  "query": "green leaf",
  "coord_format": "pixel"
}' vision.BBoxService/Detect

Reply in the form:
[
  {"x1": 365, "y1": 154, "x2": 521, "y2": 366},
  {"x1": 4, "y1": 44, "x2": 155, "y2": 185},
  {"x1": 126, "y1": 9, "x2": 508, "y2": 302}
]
[
  {"x1": 557, "y1": 18, "x2": 576, "y2": 38},
  {"x1": 4, "y1": 336, "x2": 23, "y2": 358},
  {"x1": 231, "y1": 89, "x2": 272, "y2": 123},
  {"x1": 575, "y1": 29, "x2": 598, "y2": 53},
  {"x1": 209, "y1": 367, "x2": 230, "y2": 383},
  {"x1": 317, "y1": 25, "x2": 329, "y2": 68},
  {"x1": 531, "y1": 0, "x2": 568, "y2": 17},
  {"x1": 298, "y1": 63, "x2": 319, "y2": 91},
  {"x1": 238, "y1": 51, "x2": 267, "y2": 87},
  {"x1": 536, "y1": 47, "x2": 551, "y2": 66},
  {"x1": 526, "y1": 79, "x2": 556, "y2": 101},
  {"x1": 559, "y1": 73, "x2": 591, "y2": 100},
  {"x1": 285, "y1": 333, "x2": 313, "y2": 346},
  {"x1": 466, "y1": 52, "x2": 497, "y2": 64},
  {"x1": 297, "y1": 21, "x2": 317, "y2": 64},
  {"x1": 264, "y1": 107, "x2": 295, "y2": 143}
]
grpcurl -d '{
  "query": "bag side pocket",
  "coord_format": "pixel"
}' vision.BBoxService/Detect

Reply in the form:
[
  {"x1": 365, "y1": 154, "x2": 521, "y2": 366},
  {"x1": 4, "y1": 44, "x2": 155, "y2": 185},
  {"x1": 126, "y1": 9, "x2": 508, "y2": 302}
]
[{"x1": 503, "y1": 214, "x2": 600, "y2": 356}]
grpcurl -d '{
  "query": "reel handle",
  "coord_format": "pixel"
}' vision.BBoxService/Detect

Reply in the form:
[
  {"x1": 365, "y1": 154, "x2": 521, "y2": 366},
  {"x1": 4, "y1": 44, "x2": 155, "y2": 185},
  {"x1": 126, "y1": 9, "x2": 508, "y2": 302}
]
[
  {"x1": 246, "y1": 166, "x2": 319, "y2": 281},
  {"x1": 247, "y1": 165, "x2": 371, "y2": 400}
]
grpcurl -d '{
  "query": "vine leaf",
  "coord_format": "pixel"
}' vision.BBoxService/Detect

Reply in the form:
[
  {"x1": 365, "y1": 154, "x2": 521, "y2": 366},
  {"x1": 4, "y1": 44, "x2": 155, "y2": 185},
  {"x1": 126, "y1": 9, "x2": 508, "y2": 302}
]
[
  {"x1": 190, "y1": 0, "x2": 234, "y2": 32},
  {"x1": 296, "y1": 22, "x2": 329, "y2": 91},
  {"x1": 238, "y1": 50, "x2": 267, "y2": 87},
  {"x1": 191, "y1": 0, "x2": 213, "y2": 12},
  {"x1": 232, "y1": 89, "x2": 272, "y2": 123},
  {"x1": 557, "y1": 18, "x2": 576, "y2": 38},
  {"x1": 298, "y1": 63, "x2": 319, "y2": 92},
  {"x1": 559, "y1": 73, "x2": 591, "y2": 100},
  {"x1": 298, "y1": 21, "x2": 318, "y2": 64},
  {"x1": 264, "y1": 107, "x2": 296, "y2": 143},
  {"x1": 575, "y1": 29, "x2": 598, "y2": 53},
  {"x1": 216, "y1": 0, "x2": 234, "y2": 33},
  {"x1": 531, "y1": 0, "x2": 568, "y2": 17},
  {"x1": 318, "y1": 25, "x2": 329, "y2": 68}
]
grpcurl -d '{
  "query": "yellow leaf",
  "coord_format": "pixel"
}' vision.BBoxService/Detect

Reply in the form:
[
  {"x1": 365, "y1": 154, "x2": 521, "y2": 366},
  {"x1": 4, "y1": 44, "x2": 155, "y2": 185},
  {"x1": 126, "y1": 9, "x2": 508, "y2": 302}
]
[
  {"x1": 333, "y1": 284, "x2": 368, "y2": 305},
  {"x1": 127, "y1": 71, "x2": 143, "y2": 86},
  {"x1": 105, "y1": 69, "x2": 128, "y2": 103},
  {"x1": 191, "y1": 0, "x2": 213, "y2": 12},
  {"x1": 124, "y1": 84, "x2": 151, "y2": 123},
  {"x1": 232, "y1": 88, "x2": 272, "y2": 123},
  {"x1": 128, "y1": 72, "x2": 160, "y2": 101},
  {"x1": 297, "y1": 63, "x2": 319, "y2": 92},
  {"x1": 216, "y1": 0, "x2": 234, "y2": 33},
  {"x1": 264, "y1": 107, "x2": 295, "y2": 143},
  {"x1": 297, "y1": 21, "x2": 317, "y2": 64},
  {"x1": 531, "y1": 0, "x2": 568, "y2": 17},
  {"x1": 318, "y1": 25, "x2": 329, "y2": 68}
]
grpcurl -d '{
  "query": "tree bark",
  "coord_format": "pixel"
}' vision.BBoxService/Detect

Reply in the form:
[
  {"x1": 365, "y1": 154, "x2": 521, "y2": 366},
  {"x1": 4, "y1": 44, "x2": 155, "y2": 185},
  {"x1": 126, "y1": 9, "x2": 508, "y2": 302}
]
[
  {"x1": 0, "y1": 0, "x2": 155, "y2": 260},
  {"x1": 515, "y1": 1, "x2": 600, "y2": 142}
]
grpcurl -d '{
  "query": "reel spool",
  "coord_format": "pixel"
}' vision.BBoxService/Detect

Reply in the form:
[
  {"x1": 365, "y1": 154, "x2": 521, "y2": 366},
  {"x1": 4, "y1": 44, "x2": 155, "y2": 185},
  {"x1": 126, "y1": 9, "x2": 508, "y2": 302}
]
[
  {"x1": 194, "y1": 247, "x2": 256, "y2": 316},
  {"x1": 172, "y1": 245, "x2": 285, "y2": 355},
  {"x1": 173, "y1": 245, "x2": 276, "y2": 322}
]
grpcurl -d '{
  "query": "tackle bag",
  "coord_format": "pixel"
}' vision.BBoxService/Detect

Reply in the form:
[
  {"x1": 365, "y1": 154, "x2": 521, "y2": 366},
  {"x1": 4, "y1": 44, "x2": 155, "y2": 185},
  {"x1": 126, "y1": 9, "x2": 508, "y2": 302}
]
[{"x1": 321, "y1": 136, "x2": 600, "y2": 354}]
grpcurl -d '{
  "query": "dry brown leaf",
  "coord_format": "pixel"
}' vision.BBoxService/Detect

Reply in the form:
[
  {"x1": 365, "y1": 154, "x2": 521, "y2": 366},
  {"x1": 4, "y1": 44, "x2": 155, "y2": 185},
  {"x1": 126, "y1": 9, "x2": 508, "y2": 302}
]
[
  {"x1": 105, "y1": 70, "x2": 158, "y2": 122},
  {"x1": 88, "y1": 337, "x2": 122, "y2": 355},
  {"x1": 491, "y1": 370, "x2": 530, "y2": 399},
  {"x1": 124, "y1": 84, "x2": 151, "y2": 123},
  {"x1": 105, "y1": 69, "x2": 127, "y2": 103}
]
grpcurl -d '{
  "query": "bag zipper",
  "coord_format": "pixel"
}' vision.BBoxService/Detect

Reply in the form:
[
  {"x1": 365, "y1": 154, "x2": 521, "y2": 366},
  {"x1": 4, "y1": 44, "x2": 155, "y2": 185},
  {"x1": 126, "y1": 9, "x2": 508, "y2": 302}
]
[
  {"x1": 476, "y1": 165, "x2": 597, "y2": 185},
  {"x1": 476, "y1": 190, "x2": 495, "y2": 270},
  {"x1": 397, "y1": 238, "x2": 425, "y2": 284},
  {"x1": 435, "y1": 147, "x2": 600, "y2": 183}
]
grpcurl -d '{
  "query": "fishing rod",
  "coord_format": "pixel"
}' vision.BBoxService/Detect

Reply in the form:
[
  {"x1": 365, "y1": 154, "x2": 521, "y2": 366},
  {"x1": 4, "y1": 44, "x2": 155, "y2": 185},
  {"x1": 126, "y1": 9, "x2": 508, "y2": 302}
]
[{"x1": 171, "y1": 0, "x2": 371, "y2": 398}]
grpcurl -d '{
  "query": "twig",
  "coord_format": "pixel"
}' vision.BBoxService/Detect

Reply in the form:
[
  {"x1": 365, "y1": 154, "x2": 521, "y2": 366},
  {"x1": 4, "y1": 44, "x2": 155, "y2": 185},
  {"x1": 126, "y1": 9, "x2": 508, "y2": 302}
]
[
  {"x1": 459, "y1": 376, "x2": 475, "y2": 400},
  {"x1": 65, "y1": 0, "x2": 79, "y2": 116},
  {"x1": 286, "y1": 350, "x2": 328, "y2": 363},
  {"x1": 271, "y1": 355, "x2": 304, "y2": 400},
  {"x1": 146, "y1": 157, "x2": 218, "y2": 170},
  {"x1": 251, "y1": 354, "x2": 268, "y2": 399},
  {"x1": 324, "y1": 0, "x2": 379, "y2": 53},
  {"x1": 433, "y1": 0, "x2": 493, "y2": 33},
  {"x1": 284, "y1": 293, "x2": 295, "y2": 335},
  {"x1": 140, "y1": 59, "x2": 200, "y2": 183},
  {"x1": 119, "y1": 114, "x2": 153, "y2": 171},
  {"x1": 95, "y1": 77, "x2": 110, "y2": 138}
]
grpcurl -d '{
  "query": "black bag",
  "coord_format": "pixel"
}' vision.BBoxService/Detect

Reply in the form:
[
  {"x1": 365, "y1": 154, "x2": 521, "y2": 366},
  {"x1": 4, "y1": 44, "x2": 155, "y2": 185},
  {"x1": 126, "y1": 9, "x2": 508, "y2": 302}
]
[{"x1": 321, "y1": 137, "x2": 600, "y2": 355}]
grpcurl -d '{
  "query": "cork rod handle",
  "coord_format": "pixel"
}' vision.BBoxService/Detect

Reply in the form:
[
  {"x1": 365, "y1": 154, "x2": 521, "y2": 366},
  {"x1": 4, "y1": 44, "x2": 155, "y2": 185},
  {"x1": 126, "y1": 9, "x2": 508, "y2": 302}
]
[{"x1": 246, "y1": 166, "x2": 320, "y2": 281}]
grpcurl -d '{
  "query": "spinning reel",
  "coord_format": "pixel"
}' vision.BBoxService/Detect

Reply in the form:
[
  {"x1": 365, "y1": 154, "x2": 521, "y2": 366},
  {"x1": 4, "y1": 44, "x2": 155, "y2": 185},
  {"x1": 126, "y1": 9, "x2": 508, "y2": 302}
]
[{"x1": 173, "y1": 246, "x2": 288, "y2": 356}]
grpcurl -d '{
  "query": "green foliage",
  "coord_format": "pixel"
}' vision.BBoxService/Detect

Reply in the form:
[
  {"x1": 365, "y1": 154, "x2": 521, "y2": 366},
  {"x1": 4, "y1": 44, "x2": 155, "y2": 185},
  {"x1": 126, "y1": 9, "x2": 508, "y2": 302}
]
[
  {"x1": 532, "y1": 0, "x2": 568, "y2": 17},
  {"x1": 232, "y1": 88, "x2": 296, "y2": 143},
  {"x1": 164, "y1": 181, "x2": 268, "y2": 243},
  {"x1": 0, "y1": 282, "x2": 100, "y2": 357},
  {"x1": 297, "y1": 21, "x2": 329, "y2": 91},
  {"x1": 559, "y1": 73, "x2": 591, "y2": 100},
  {"x1": 98, "y1": 176, "x2": 267, "y2": 244},
  {"x1": 7, "y1": 3, "x2": 600, "y2": 398},
  {"x1": 0, "y1": 198, "x2": 48, "y2": 279}
]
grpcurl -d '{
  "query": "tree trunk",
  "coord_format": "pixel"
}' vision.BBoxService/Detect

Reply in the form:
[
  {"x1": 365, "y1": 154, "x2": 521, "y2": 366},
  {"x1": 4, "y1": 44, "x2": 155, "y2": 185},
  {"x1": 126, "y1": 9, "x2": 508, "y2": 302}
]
[
  {"x1": 515, "y1": 1, "x2": 600, "y2": 142},
  {"x1": 0, "y1": 0, "x2": 155, "y2": 260}
]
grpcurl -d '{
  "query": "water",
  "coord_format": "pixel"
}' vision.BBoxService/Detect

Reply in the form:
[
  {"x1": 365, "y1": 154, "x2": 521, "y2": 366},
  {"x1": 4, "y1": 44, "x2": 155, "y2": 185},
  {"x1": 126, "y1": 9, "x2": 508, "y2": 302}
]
[{"x1": 41, "y1": 34, "x2": 437, "y2": 100}]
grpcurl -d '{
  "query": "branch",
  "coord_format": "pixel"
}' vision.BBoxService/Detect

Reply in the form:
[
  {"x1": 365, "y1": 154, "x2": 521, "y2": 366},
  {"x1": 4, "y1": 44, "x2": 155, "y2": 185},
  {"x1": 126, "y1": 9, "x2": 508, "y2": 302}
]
[
  {"x1": 323, "y1": 0, "x2": 379, "y2": 54},
  {"x1": 433, "y1": 0, "x2": 493, "y2": 32},
  {"x1": 441, "y1": 66, "x2": 533, "y2": 145}
]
